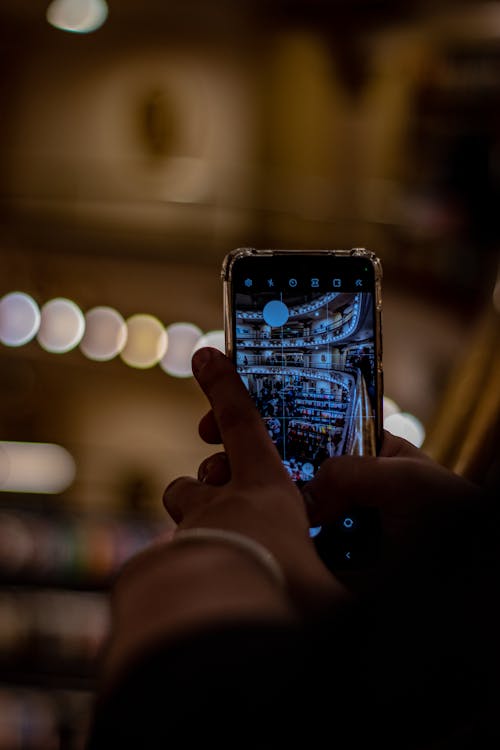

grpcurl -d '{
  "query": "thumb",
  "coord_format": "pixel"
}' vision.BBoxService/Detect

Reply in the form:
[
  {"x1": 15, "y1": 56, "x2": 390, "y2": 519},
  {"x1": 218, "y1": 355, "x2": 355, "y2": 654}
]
[
  {"x1": 163, "y1": 476, "x2": 212, "y2": 525},
  {"x1": 302, "y1": 454, "x2": 412, "y2": 526}
]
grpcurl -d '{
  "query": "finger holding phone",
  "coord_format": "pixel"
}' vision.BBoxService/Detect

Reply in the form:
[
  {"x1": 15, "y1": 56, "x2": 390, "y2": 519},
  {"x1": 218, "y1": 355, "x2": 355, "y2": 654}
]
[
  {"x1": 207, "y1": 247, "x2": 487, "y2": 586},
  {"x1": 302, "y1": 431, "x2": 485, "y2": 592},
  {"x1": 102, "y1": 346, "x2": 344, "y2": 689},
  {"x1": 163, "y1": 346, "x2": 344, "y2": 611}
]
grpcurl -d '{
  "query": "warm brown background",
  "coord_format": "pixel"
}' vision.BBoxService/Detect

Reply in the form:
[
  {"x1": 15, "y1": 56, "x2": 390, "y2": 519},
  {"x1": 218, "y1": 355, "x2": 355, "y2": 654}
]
[{"x1": 2, "y1": 0, "x2": 498, "y2": 513}]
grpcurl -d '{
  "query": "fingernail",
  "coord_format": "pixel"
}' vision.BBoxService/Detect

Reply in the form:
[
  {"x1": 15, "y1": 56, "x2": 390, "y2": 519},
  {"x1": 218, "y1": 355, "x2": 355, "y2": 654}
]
[
  {"x1": 199, "y1": 453, "x2": 227, "y2": 482},
  {"x1": 192, "y1": 347, "x2": 216, "y2": 376},
  {"x1": 198, "y1": 457, "x2": 212, "y2": 482}
]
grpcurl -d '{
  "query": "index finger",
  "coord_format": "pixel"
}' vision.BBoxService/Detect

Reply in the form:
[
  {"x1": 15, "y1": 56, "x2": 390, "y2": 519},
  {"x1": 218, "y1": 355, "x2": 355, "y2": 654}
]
[{"x1": 191, "y1": 347, "x2": 287, "y2": 483}]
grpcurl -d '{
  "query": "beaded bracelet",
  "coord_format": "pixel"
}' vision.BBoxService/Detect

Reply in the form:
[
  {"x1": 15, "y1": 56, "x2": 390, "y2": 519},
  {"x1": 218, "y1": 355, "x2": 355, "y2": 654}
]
[{"x1": 169, "y1": 528, "x2": 286, "y2": 590}]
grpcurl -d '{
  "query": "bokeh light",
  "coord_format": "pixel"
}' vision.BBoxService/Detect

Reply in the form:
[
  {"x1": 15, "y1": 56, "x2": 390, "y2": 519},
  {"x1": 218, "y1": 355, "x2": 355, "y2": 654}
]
[
  {"x1": 80, "y1": 306, "x2": 127, "y2": 361},
  {"x1": 384, "y1": 412, "x2": 426, "y2": 448},
  {"x1": 120, "y1": 314, "x2": 168, "y2": 369},
  {"x1": 191, "y1": 329, "x2": 226, "y2": 356},
  {"x1": 46, "y1": 0, "x2": 109, "y2": 34},
  {"x1": 160, "y1": 322, "x2": 202, "y2": 377},
  {"x1": 0, "y1": 442, "x2": 76, "y2": 494},
  {"x1": 383, "y1": 396, "x2": 401, "y2": 421},
  {"x1": 0, "y1": 292, "x2": 41, "y2": 347},
  {"x1": 37, "y1": 298, "x2": 85, "y2": 354}
]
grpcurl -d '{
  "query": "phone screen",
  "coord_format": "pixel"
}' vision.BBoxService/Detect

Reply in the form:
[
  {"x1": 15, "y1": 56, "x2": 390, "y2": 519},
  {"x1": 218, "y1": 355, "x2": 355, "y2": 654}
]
[{"x1": 229, "y1": 252, "x2": 381, "y2": 484}]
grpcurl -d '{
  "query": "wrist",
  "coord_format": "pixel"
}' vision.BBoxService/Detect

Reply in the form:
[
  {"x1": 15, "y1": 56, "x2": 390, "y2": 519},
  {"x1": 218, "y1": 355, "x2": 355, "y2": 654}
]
[
  {"x1": 103, "y1": 538, "x2": 296, "y2": 686},
  {"x1": 171, "y1": 527, "x2": 286, "y2": 589}
]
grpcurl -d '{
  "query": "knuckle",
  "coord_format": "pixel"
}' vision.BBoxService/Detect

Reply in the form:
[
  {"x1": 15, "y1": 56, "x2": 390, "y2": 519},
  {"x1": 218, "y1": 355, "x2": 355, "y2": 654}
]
[{"x1": 162, "y1": 476, "x2": 193, "y2": 522}]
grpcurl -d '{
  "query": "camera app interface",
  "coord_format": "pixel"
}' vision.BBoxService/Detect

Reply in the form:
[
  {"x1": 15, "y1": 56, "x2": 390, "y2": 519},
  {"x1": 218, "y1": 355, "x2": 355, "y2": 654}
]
[{"x1": 233, "y1": 257, "x2": 377, "y2": 482}]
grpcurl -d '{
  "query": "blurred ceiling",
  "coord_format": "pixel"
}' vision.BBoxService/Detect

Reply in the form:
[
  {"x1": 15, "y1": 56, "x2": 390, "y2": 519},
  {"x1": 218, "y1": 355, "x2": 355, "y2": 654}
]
[
  {"x1": 2, "y1": 0, "x2": 499, "y2": 268},
  {"x1": 0, "y1": 1, "x2": 479, "y2": 25},
  {"x1": 0, "y1": 1, "x2": 491, "y2": 51}
]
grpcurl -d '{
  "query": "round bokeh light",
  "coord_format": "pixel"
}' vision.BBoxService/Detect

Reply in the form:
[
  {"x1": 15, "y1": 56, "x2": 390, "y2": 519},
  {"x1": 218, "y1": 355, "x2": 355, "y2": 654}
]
[
  {"x1": 80, "y1": 307, "x2": 127, "y2": 361},
  {"x1": 383, "y1": 396, "x2": 401, "y2": 420},
  {"x1": 37, "y1": 298, "x2": 85, "y2": 354},
  {"x1": 120, "y1": 314, "x2": 167, "y2": 369},
  {"x1": 384, "y1": 412, "x2": 425, "y2": 448},
  {"x1": 0, "y1": 292, "x2": 41, "y2": 347},
  {"x1": 191, "y1": 330, "x2": 225, "y2": 356},
  {"x1": 160, "y1": 322, "x2": 203, "y2": 377},
  {"x1": 46, "y1": 0, "x2": 109, "y2": 34}
]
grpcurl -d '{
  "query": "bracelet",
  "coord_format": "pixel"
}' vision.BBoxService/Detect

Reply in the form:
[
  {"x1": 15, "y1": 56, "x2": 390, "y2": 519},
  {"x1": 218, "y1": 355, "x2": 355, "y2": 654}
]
[{"x1": 169, "y1": 528, "x2": 286, "y2": 590}]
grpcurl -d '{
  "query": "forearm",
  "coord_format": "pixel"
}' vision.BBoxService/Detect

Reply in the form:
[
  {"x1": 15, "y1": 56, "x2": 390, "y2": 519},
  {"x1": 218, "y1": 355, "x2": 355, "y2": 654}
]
[
  {"x1": 88, "y1": 620, "x2": 310, "y2": 749},
  {"x1": 100, "y1": 539, "x2": 297, "y2": 693}
]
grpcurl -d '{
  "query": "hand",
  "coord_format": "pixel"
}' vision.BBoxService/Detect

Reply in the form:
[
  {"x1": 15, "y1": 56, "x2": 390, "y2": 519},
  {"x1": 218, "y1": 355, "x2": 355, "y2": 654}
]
[
  {"x1": 163, "y1": 347, "x2": 344, "y2": 611},
  {"x1": 196, "y1": 394, "x2": 484, "y2": 581},
  {"x1": 302, "y1": 431, "x2": 483, "y2": 588}
]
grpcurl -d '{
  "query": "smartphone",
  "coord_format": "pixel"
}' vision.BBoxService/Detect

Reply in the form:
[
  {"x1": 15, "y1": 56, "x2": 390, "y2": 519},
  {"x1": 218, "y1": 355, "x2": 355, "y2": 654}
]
[{"x1": 222, "y1": 247, "x2": 383, "y2": 568}]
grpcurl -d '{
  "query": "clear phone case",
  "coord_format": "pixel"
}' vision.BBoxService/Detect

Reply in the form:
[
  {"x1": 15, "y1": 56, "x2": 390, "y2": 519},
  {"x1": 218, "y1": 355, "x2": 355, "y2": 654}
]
[{"x1": 222, "y1": 247, "x2": 383, "y2": 455}]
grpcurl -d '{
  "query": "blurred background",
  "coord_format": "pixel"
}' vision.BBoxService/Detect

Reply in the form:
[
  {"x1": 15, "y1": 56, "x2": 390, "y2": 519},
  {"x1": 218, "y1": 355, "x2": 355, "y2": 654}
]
[{"x1": 1, "y1": 0, "x2": 499, "y2": 746}]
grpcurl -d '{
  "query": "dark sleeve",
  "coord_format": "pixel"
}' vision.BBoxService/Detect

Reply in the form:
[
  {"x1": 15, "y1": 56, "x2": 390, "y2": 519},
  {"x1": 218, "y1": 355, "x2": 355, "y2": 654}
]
[
  {"x1": 86, "y1": 597, "x2": 500, "y2": 750},
  {"x1": 86, "y1": 489, "x2": 500, "y2": 750},
  {"x1": 86, "y1": 622, "x2": 320, "y2": 749}
]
